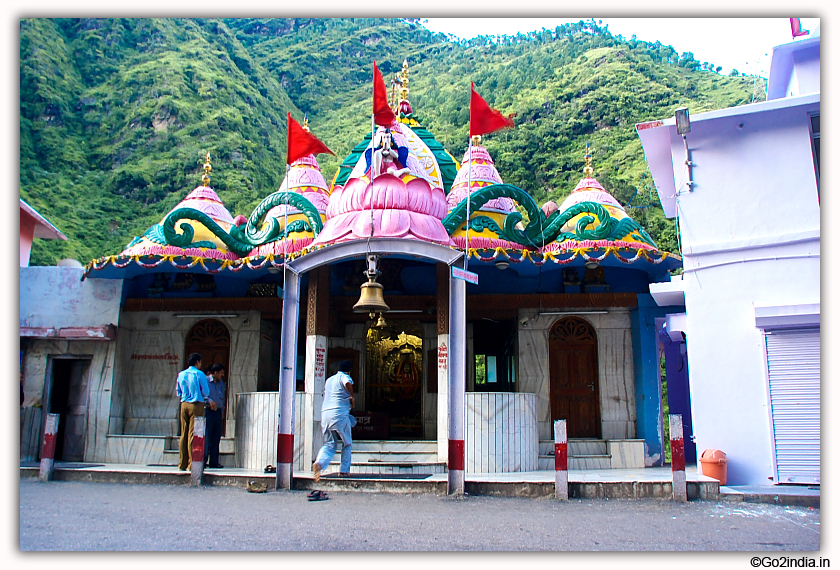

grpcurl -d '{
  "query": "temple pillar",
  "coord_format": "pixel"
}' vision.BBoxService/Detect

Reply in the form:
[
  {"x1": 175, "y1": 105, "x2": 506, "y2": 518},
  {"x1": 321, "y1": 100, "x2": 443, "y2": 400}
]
[
  {"x1": 304, "y1": 266, "x2": 331, "y2": 469},
  {"x1": 436, "y1": 263, "x2": 450, "y2": 463},
  {"x1": 276, "y1": 271, "x2": 300, "y2": 490},
  {"x1": 448, "y1": 268, "x2": 466, "y2": 495}
]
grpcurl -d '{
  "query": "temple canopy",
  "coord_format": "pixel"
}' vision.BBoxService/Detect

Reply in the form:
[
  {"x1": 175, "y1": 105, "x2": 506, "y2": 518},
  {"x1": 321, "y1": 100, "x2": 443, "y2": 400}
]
[{"x1": 84, "y1": 60, "x2": 680, "y2": 282}]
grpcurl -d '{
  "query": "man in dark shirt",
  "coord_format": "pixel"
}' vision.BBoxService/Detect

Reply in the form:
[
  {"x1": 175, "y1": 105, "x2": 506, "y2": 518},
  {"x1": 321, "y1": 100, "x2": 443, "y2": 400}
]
[{"x1": 204, "y1": 363, "x2": 227, "y2": 469}]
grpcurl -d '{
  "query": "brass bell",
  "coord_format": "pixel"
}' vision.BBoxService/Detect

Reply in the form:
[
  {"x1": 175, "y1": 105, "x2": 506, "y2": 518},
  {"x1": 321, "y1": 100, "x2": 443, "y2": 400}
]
[
  {"x1": 353, "y1": 277, "x2": 390, "y2": 314},
  {"x1": 374, "y1": 312, "x2": 387, "y2": 328}
]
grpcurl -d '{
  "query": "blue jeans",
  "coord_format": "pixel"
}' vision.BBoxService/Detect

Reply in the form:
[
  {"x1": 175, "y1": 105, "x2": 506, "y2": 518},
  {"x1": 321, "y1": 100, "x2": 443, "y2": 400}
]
[{"x1": 314, "y1": 430, "x2": 352, "y2": 473}]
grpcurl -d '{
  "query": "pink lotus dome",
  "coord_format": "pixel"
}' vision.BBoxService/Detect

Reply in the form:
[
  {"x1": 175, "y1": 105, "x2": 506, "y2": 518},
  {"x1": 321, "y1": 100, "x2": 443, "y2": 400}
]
[{"x1": 447, "y1": 145, "x2": 516, "y2": 214}]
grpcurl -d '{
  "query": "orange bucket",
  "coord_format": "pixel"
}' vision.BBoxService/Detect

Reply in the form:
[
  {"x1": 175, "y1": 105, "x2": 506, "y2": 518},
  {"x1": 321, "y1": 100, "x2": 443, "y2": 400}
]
[{"x1": 699, "y1": 449, "x2": 728, "y2": 485}]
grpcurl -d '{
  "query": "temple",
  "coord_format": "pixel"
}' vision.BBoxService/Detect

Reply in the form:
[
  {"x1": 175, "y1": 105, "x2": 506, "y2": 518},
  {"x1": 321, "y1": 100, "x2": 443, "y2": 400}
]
[{"x1": 21, "y1": 61, "x2": 685, "y2": 493}]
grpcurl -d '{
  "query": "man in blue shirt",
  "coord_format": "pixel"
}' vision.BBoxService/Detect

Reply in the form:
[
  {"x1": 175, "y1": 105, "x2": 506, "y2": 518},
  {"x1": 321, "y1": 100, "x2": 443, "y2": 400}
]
[
  {"x1": 204, "y1": 363, "x2": 226, "y2": 469},
  {"x1": 176, "y1": 353, "x2": 211, "y2": 471}
]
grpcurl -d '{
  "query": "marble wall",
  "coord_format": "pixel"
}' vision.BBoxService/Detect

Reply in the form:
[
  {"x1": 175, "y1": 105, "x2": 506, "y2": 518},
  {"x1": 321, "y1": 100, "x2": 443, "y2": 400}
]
[
  {"x1": 517, "y1": 309, "x2": 637, "y2": 441},
  {"x1": 465, "y1": 392, "x2": 538, "y2": 473},
  {"x1": 235, "y1": 392, "x2": 305, "y2": 471},
  {"x1": 20, "y1": 338, "x2": 117, "y2": 463},
  {"x1": 116, "y1": 311, "x2": 261, "y2": 438}
]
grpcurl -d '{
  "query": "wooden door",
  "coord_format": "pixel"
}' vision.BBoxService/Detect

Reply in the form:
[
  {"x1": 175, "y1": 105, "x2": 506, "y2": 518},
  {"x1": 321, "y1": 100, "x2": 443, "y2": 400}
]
[
  {"x1": 549, "y1": 317, "x2": 601, "y2": 438},
  {"x1": 184, "y1": 319, "x2": 231, "y2": 435}
]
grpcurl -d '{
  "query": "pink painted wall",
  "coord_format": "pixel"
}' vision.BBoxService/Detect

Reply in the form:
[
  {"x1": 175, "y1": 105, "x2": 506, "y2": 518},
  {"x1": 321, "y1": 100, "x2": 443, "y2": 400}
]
[{"x1": 20, "y1": 210, "x2": 35, "y2": 267}]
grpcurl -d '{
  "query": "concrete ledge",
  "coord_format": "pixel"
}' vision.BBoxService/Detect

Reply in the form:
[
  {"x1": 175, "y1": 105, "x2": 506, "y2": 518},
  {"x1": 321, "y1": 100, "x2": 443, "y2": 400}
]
[
  {"x1": 294, "y1": 477, "x2": 447, "y2": 495},
  {"x1": 720, "y1": 489, "x2": 819, "y2": 508},
  {"x1": 569, "y1": 481, "x2": 714, "y2": 500},
  {"x1": 466, "y1": 481, "x2": 555, "y2": 497}
]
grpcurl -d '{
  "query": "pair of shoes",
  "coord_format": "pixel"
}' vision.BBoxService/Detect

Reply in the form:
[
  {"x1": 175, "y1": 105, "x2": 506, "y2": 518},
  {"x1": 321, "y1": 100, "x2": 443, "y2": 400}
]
[
  {"x1": 307, "y1": 490, "x2": 329, "y2": 501},
  {"x1": 178, "y1": 467, "x2": 187, "y2": 471},
  {"x1": 339, "y1": 472, "x2": 351, "y2": 477},
  {"x1": 207, "y1": 464, "x2": 223, "y2": 469},
  {"x1": 312, "y1": 462, "x2": 321, "y2": 482},
  {"x1": 264, "y1": 465, "x2": 276, "y2": 474}
]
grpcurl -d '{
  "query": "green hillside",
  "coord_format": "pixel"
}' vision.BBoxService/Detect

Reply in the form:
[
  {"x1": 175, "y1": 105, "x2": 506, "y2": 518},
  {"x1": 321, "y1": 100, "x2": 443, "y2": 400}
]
[{"x1": 20, "y1": 17, "x2": 754, "y2": 265}]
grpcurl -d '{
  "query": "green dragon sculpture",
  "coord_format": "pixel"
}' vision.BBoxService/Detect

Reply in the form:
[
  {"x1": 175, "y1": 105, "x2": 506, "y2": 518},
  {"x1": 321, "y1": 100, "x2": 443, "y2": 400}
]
[
  {"x1": 442, "y1": 183, "x2": 657, "y2": 249},
  {"x1": 160, "y1": 190, "x2": 323, "y2": 257}
]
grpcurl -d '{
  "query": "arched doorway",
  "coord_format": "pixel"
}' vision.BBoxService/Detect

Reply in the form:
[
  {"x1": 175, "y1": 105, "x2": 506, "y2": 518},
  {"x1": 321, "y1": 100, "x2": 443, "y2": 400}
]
[
  {"x1": 184, "y1": 319, "x2": 231, "y2": 434},
  {"x1": 365, "y1": 319, "x2": 424, "y2": 439},
  {"x1": 549, "y1": 317, "x2": 601, "y2": 438}
]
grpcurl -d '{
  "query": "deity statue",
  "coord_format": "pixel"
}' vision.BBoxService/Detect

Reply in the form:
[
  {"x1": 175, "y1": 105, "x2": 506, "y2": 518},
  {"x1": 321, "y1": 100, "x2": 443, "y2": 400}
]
[{"x1": 365, "y1": 128, "x2": 411, "y2": 179}]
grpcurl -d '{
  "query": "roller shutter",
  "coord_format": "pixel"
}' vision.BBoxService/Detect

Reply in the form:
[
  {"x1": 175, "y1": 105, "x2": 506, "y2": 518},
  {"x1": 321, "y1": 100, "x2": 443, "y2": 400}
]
[{"x1": 765, "y1": 329, "x2": 820, "y2": 484}]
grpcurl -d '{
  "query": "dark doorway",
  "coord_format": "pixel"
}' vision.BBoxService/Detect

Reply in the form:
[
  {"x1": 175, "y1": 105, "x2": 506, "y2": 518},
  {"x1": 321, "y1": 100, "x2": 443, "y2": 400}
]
[
  {"x1": 184, "y1": 319, "x2": 231, "y2": 435},
  {"x1": 549, "y1": 317, "x2": 601, "y2": 438},
  {"x1": 364, "y1": 319, "x2": 424, "y2": 439},
  {"x1": 473, "y1": 319, "x2": 516, "y2": 392},
  {"x1": 48, "y1": 358, "x2": 91, "y2": 461}
]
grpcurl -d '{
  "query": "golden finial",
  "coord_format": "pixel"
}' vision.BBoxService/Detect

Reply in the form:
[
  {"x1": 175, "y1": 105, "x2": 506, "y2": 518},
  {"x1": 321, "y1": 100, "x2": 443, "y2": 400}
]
[
  {"x1": 202, "y1": 152, "x2": 212, "y2": 186},
  {"x1": 583, "y1": 142, "x2": 595, "y2": 178},
  {"x1": 389, "y1": 76, "x2": 399, "y2": 112},
  {"x1": 471, "y1": 135, "x2": 482, "y2": 147},
  {"x1": 399, "y1": 59, "x2": 410, "y2": 102},
  {"x1": 302, "y1": 114, "x2": 310, "y2": 132}
]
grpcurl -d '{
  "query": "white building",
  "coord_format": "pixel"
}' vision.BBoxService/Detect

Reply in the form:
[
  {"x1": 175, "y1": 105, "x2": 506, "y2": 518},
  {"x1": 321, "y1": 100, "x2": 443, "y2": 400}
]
[{"x1": 636, "y1": 32, "x2": 820, "y2": 486}]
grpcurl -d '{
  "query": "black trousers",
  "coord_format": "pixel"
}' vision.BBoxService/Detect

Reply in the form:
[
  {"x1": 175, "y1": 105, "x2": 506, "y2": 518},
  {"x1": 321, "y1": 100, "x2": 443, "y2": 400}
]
[{"x1": 205, "y1": 408, "x2": 224, "y2": 467}]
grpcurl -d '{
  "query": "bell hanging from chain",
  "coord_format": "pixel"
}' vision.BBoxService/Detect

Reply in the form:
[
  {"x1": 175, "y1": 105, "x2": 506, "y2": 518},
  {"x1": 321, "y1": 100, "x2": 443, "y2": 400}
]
[{"x1": 353, "y1": 255, "x2": 390, "y2": 314}]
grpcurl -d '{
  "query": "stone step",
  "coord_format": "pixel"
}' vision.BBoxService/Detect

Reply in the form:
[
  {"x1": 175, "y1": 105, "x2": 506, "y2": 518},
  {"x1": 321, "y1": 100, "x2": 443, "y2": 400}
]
[
  {"x1": 323, "y1": 460, "x2": 447, "y2": 476},
  {"x1": 351, "y1": 450, "x2": 439, "y2": 464},
  {"x1": 539, "y1": 439, "x2": 608, "y2": 456},
  {"x1": 162, "y1": 449, "x2": 234, "y2": 467},
  {"x1": 167, "y1": 436, "x2": 234, "y2": 454},
  {"x1": 539, "y1": 454, "x2": 612, "y2": 470},
  {"x1": 351, "y1": 440, "x2": 437, "y2": 453}
]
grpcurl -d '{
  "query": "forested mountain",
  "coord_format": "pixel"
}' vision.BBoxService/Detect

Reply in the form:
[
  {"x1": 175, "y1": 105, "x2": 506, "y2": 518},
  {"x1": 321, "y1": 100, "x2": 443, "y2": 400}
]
[{"x1": 20, "y1": 17, "x2": 755, "y2": 265}]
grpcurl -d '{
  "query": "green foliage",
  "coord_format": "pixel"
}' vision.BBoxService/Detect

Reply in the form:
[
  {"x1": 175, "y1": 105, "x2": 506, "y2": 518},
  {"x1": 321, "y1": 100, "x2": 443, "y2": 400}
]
[{"x1": 21, "y1": 17, "x2": 754, "y2": 265}]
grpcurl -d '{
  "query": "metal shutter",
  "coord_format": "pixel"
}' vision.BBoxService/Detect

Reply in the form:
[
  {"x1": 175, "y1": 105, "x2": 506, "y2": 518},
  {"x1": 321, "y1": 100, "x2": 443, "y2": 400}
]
[{"x1": 765, "y1": 329, "x2": 820, "y2": 484}]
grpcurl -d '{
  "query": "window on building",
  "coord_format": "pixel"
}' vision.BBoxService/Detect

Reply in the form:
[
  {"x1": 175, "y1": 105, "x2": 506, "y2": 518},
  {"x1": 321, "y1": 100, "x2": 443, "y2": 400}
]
[{"x1": 810, "y1": 113, "x2": 820, "y2": 200}]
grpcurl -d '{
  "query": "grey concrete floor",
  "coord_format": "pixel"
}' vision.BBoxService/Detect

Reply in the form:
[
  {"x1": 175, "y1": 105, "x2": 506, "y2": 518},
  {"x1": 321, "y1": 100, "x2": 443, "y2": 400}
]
[{"x1": 19, "y1": 479, "x2": 820, "y2": 552}]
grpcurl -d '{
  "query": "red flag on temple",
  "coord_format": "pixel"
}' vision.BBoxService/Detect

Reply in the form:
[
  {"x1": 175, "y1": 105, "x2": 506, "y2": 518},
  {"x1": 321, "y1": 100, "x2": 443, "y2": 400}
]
[
  {"x1": 373, "y1": 61, "x2": 396, "y2": 127},
  {"x1": 470, "y1": 82, "x2": 515, "y2": 137},
  {"x1": 286, "y1": 113, "x2": 333, "y2": 166},
  {"x1": 790, "y1": 18, "x2": 810, "y2": 39}
]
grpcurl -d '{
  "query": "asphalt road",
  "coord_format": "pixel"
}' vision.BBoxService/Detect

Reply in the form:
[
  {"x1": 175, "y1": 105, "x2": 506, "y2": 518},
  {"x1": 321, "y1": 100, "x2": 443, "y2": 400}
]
[{"x1": 19, "y1": 479, "x2": 820, "y2": 552}]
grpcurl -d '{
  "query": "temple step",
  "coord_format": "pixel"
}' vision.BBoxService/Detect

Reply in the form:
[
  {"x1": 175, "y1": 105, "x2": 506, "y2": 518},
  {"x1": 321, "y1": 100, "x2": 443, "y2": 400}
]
[
  {"x1": 167, "y1": 436, "x2": 234, "y2": 454},
  {"x1": 352, "y1": 440, "x2": 437, "y2": 452},
  {"x1": 161, "y1": 449, "x2": 235, "y2": 467},
  {"x1": 538, "y1": 439, "x2": 608, "y2": 456},
  {"x1": 324, "y1": 461, "x2": 447, "y2": 475}
]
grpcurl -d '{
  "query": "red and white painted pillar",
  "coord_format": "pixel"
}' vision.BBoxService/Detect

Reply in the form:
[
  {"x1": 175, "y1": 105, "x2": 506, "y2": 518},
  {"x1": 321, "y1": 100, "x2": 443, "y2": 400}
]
[
  {"x1": 190, "y1": 416, "x2": 206, "y2": 486},
  {"x1": 554, "y1": 419, "x2": 568, "y2": 500},
  {"x1": 670, "y1": 414, "x2": 687, "y2": 502},
  {"x1": 277, "y1": 270, "x2": 300, "y2": 490},
  {"x1": 447, "y1": 274, "x2": 466, "y2": 495},
  {"x1": 39, "y1": 413, "x2": 60, "y2": 482}
]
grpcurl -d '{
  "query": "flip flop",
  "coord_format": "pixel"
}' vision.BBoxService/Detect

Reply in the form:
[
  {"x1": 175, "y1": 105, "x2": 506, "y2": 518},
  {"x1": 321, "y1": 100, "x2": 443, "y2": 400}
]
[{"x1": 307, "y1": 490, "x2": 329, "y2": 501}]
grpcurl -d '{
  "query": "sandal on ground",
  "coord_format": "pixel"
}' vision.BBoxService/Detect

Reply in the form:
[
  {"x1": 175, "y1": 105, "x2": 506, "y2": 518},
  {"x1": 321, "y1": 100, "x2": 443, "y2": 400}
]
[
  {"x1": 307, "y1": 490, "x2": 329, "y2": 501},
  {"x1": 264, "y1": 465, "x2": 276, "y2": 473}
]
